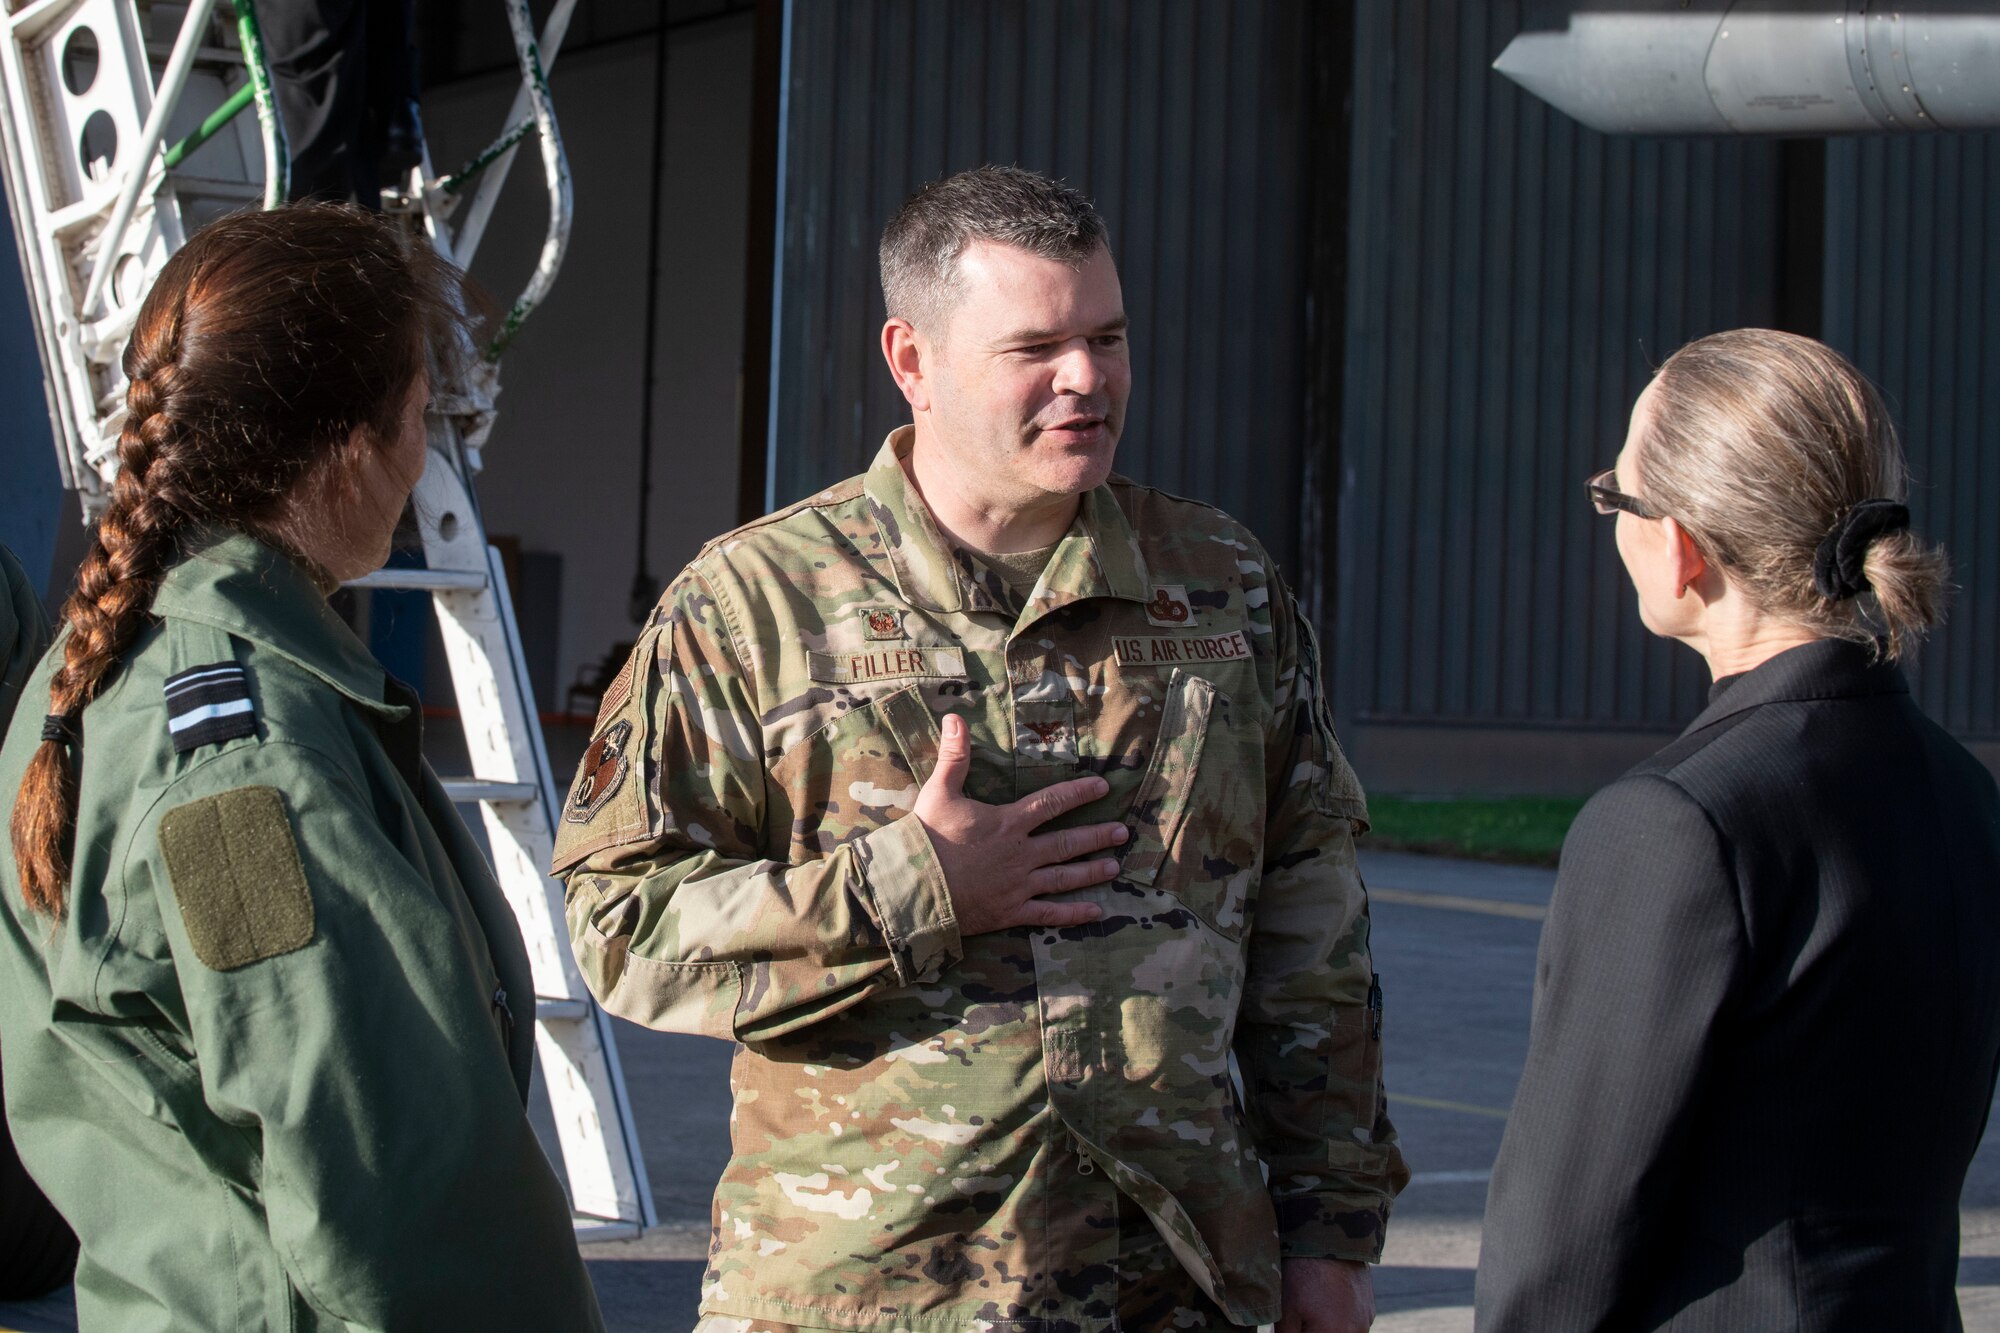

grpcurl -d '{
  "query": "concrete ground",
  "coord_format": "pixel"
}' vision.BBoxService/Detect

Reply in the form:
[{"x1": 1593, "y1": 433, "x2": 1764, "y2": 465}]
[
  {"x1": 5, "y1": 847, "x2": 1999, "y2": 1331},
  {"x1": 573, "y1": 846, "x2": 2000, "y2": 1330}
]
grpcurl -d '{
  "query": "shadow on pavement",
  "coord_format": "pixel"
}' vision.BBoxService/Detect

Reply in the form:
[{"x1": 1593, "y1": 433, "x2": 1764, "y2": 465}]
[
  {"x1": 586, "y1": 1257, "x2": 706, "y2": 1329},
  {"x1": 1374, "y1": 1263, "x2": 1477, "y2": 1311},
  {"x1": 0, "y1": 1286, "x2": 74, "y2": 1332}
]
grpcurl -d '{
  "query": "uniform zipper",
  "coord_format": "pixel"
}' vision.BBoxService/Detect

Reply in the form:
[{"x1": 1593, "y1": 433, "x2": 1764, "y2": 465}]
[{"x1": 492, "y1": 985, "x2": 516, "y2": 1048}]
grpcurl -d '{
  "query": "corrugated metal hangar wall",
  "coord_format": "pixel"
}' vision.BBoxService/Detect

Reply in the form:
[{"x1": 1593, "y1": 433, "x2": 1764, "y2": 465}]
[
  {"x1": 1824, "y1": 135, "x2": 2000, "y2": 747},
  {"x1": 1338, "y1": 0, "x2": 1779, "y2": 789},
  {"x1": 760, "y1": 0, "x2": 1999, "y2": 793},
  {"x1": 760, "y1": 0, "x2": 1315, "y2": 574}
]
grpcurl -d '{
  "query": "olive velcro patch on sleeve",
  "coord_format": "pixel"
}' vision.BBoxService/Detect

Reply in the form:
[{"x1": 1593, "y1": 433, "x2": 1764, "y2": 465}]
[{"x1": 157, "y1": 786, "x2": 315, "y2": 971}]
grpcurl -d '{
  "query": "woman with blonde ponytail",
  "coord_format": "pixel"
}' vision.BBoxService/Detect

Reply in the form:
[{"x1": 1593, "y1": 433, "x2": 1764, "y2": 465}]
[
  {"x1": 0, "y1": 205, "x2": 603, "y2": 1331},
  {"x1": 1479, "y1": 330, "x2": 2000, "y2": 1331}
]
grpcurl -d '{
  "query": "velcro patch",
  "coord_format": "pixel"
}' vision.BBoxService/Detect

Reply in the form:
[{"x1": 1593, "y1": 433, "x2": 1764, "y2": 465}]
[
  {"x1": 157, "y1": 786, "x2": 314, "y2": 971},
  {"x1": 1144, "y1": 584, "x2": 1195, "y2": 626},
  {"x1": 1113, "y1": 631, "x2": 1251, "y2": 667},
  {"x1": 565, "y1": 719, "x2": 632, "y2": 824},
  {"x1": 809, "y1": 646, "x2": 965, "y2": 685},
  {"x1": 164, "y1": 662, "x2": 255, "y2": 753},
  {"x1": 860, "y1": 608, "x2": 905, "y2": 641},
  {"x1": 1015, "y1": 711, "x2": 1078, "y2": 765}
]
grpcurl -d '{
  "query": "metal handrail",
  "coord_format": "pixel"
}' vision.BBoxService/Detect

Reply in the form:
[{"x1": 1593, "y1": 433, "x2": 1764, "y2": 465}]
[
  {"x1": 160, "y1": 82, "x2": 251, "y2": 169},
  {"x1": 434, "y1": 117, "x2": 535, "y2": 197},
  {"x1": 158, "y1": 1, "x2": 286, "y2": 202},
  {"x1": 234, "y1": 0, "x2": 289, "y2": 208},
  {"x1": 451, "y1": 0, "x2": 579, "y2": 268},
  {"x1": 482, "y1": 0, "x2": 575, "y2": 359}
]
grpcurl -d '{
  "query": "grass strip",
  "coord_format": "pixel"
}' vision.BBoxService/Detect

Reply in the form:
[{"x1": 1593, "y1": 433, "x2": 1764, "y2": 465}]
[{"x1": 1364, "y1": 795, "x2": 1588, "y2": 868}]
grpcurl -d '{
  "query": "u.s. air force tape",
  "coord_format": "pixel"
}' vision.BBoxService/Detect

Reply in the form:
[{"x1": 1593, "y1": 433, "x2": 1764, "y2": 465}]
[
  {"x1": 1113, "y1": 631, "x2": 1251, "y2": 667},
  {"x1": 164, "y1": 662, "x2": 256, "y2": 753}
]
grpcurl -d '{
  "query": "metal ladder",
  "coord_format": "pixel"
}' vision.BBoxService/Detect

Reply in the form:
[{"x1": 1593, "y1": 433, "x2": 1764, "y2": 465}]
[{"x1": 0, "y1": 0, "x2": 654, "y2": 1242}]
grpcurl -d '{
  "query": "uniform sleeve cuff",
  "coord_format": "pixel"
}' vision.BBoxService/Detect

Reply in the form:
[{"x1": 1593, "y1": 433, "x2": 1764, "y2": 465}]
[
  {"x1": 1274, "y1": 1190, "x2": 1396, "y2": 1264},
  {"x1": 858, "y1": 814, "x2": 961, "y2": 985}
]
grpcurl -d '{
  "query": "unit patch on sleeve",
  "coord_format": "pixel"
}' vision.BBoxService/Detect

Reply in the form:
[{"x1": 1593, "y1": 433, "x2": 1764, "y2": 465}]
[
  {"x1": 1114, "y1": 631, "x2": 1251, "y2": 667},
  {"x1": 809, "y1": 646, "x2": 966, "y2": 684},
  {"x1": 565, "y1": 719, "x2": 633, "y2": 824},
  {"x1": 164, "y1": 662, "x2": 256, "y2": 753},
  {"x1": 1145, "y1": 584, "x2": 1195, "y2": 626}
]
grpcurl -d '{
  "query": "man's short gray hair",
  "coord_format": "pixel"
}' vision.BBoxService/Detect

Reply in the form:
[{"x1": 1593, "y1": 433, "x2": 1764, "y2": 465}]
[{"x1": 880, "y1": 165, "x2": 1110, "y2": 338}]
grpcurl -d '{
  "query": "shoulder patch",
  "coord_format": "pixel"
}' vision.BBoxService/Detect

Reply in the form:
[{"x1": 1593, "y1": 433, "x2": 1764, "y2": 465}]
[
  {"x1": 157, "y1": 786, "x2": 314, "y2": 970},
  {"x1": 164, "y1": 662, "x2": 256, "y2": 753},
  {"x1": 565, "y1": 719, "x2": 633, "y2": 824}
]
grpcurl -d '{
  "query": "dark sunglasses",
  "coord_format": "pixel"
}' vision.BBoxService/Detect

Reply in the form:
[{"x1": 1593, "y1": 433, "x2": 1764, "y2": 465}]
[{"x1": 1587, "y1": 468, "x2": 1664, "y2": 521}]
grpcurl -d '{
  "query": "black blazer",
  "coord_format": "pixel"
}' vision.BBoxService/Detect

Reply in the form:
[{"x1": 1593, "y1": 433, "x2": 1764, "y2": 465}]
[{"x1": 1476, "y1": 639, "x2": 2000, "y2": 1332}]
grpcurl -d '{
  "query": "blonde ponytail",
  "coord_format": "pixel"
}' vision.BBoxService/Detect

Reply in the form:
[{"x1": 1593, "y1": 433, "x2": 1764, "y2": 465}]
[{"x1": 1641, "y1": 328, "x2": 1950, "y2": 662}]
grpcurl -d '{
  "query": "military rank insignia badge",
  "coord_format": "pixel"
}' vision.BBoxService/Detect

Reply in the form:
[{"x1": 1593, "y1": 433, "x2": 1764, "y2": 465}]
[
  {"x1": 164, "y1": 662, "x2": 257, "y2": 753},
  {"x1": 862, "y1": 607, "x2": 905, "y2": 641},
  {"x1": 1017, "y1": 717, "x2": 1078, "y2": 763},
  {"x1": 1145, "y1": 584, "x2": 1195, "y2": 627},
  {"x1": 565, "y1": 719, "x2": 631, "y2": 824}
]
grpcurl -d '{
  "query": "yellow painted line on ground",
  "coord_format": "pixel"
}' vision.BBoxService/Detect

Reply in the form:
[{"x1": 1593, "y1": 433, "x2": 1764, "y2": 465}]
[
  {"x1": 1370, "y1": 885, "x2": 1546, "y2": 921},
  {"x1": 1396, "y1": 1092, "x2": 1512, "y2": 1121}
]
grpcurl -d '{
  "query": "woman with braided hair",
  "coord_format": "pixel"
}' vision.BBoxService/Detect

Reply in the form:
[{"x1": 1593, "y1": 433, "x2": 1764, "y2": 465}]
[
  {"x1": 1478, "y1": 329, "x2": 2000, "y2": 1331},
  {"x1": 0, "y1": 205, "x2": 603, "y2": 1331}
]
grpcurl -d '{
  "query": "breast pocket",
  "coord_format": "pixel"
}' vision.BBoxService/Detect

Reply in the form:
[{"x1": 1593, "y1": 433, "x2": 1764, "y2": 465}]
[
  {"x1": 768, "y1": 683, "x2": 939, "y2": 860},
  {"x1": 1119, "y1": 668, "x2": 1260, "y2": 941}
]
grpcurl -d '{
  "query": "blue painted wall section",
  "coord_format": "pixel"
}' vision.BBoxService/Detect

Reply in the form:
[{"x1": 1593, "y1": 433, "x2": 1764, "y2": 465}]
[{"x1": 0, "y1": 189, "x2": 64, "y2": 601}]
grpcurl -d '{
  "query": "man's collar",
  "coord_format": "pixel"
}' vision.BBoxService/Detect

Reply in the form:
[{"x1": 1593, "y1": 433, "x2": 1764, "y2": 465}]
[
  {"x1": 862, "y1": 427, "x2": 1150, "y2": 616},
  {"x1": 151, "y1": 529, "x2": 409, "y2": 718}
]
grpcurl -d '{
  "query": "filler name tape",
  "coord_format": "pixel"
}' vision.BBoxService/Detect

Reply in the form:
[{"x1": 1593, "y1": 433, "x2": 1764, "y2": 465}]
[{"x1": 810, "y1": 646, "x2": 967, "y2": 684}]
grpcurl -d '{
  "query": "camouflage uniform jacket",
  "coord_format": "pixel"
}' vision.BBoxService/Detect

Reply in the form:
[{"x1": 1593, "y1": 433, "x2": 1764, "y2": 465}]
[{"x1": 555, "y1": 430, "x2": 1407, "y2": 1330}]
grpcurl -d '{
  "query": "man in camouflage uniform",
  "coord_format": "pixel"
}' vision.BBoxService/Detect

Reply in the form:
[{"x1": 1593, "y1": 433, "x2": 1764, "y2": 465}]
[{"x1": 555, "y1": 165, "x2": 1406, "y2": 1332}]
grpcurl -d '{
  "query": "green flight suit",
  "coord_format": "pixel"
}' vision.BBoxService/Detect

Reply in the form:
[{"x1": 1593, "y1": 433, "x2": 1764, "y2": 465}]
[
  {"x1": 0, "y1": 541, "x2": 80, "y2": 1301},
  {"x1": 0, "y1": 530, "x2": 604, "y2": 1332}
]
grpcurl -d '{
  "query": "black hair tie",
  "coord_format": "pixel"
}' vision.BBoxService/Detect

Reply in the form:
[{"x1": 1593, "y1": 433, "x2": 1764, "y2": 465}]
[
  {"x1": 1812, "y1": 499, "x2": 1910, "y2": 602},
  {"x1": 40, "y1": 712, "x2": 77, "y2": 745}
]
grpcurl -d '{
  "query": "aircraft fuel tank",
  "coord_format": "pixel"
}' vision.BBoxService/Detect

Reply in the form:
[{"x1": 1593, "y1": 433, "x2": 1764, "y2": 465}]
[{"x1": 1494, "y1": 4, "x2": 2000, "y2": 136}]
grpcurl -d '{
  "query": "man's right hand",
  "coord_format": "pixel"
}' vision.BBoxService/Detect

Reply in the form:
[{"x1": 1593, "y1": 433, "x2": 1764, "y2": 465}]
[{"x1": 913, "y1": 712, "x2": 1128, "y2": 936}]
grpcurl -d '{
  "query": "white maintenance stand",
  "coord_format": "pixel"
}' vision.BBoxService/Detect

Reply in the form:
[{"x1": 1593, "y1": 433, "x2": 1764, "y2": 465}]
[{"x1": 0, "y1": 0, "x2": 655, "y2": 1243}]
